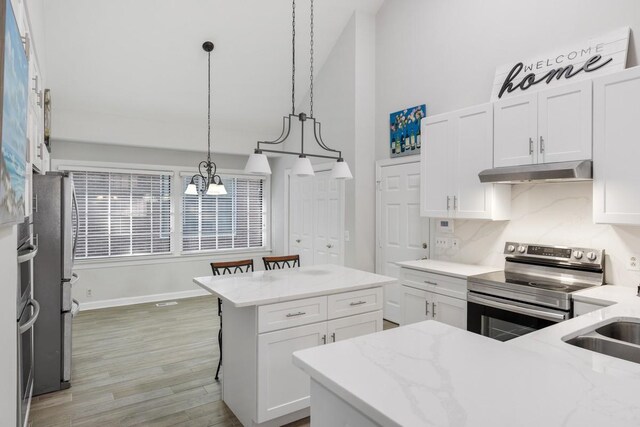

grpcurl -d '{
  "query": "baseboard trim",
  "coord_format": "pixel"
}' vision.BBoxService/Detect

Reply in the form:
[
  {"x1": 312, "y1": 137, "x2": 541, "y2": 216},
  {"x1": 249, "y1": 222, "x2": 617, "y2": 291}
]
[{"x1": 79, "y1": 289, "x2": 211, "y2": 311}]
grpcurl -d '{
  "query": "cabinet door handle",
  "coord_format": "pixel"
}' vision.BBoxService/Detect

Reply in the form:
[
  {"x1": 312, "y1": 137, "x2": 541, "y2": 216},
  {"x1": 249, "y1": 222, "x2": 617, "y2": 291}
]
[
  {"x1": 424, "y1": 280, "x2": 438, "y2": 286},
  {"x1": 539, "y1": 136, "x2": 545, "y2": 153},
  {"x1": 331, "y1": 332, "x2": 336, "y2": 342},
  {"x1": 285, "y1": 311, "x2": 306, "y2": 318},
  {"x1": 446, "y1": 196, "x2": 451, "y2": 211},
  {"x1": 453, "y1": 196, "x2": 458, "y2": 210},
  {"x1": 321, "y1": 334, "x2": 327, "y2": 344},
  {"x1": 425, "y1": 300, "x2": 430, "y2": 316},
  {"x1": 349, "y1": 300, "x2": 366, "y2": 306},
  {"x1": 529, "y1": 137, "x2": 534, "y2": 155},
  {"x1": 432, "y1": 302, "x2": 437, "y2": 318}
]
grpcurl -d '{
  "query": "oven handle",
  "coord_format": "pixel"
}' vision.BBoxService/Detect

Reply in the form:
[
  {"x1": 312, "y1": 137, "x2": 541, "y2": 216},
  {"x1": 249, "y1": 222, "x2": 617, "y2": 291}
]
[
  {"x1": 19, "y1": 299, "x2": 40, "y2": 334},
  {"x1": 17, "y1": 244, "x2": 38, "y2": 264},
  {"x1": 467, "y1": 293, "x2": 567, "y2": 323}
]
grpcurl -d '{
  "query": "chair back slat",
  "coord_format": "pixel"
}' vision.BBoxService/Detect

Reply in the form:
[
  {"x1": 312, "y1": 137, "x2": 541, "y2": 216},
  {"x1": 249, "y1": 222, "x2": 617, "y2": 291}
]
[
  {"x1": 262, "y1": 255, "x2": 300, "y2": 270},
  {"x1": 210, "y1": 259, "x2": 254, "y2": 276}
]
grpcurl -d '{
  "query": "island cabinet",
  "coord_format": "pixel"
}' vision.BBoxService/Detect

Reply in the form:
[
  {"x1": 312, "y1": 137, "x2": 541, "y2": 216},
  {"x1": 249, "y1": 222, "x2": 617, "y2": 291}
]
[
  {"x1": 399, "y1": 267, "x2": 467, "y2": 330},
  {"x1": 493, "y1": 80, "x2": 593, "y2": 167},
  {"x1": 420, "y1": 104, "x2": 510, "y2": 220},
  {"x1": 593, "y1": 66, "x2": 640, "y2": 225},
  {"x1": 194, "y1": 264, "x2": 394, "y2": 427}
]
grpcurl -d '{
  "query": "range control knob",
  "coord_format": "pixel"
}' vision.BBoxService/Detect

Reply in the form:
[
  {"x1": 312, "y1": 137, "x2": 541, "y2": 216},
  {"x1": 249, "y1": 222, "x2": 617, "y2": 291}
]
[
  {"x1": 506, "y1": 244, "x2": 516, "y2": 252},
  {"x1": 587, "y1": 251, "x2": 597, "y2": 261},
  {"x1": 517, "y1": 245, "x2": 526, "y2": 254},
  {"x1": 573, "y1": 250, "x2": 584, "y2": 260}
]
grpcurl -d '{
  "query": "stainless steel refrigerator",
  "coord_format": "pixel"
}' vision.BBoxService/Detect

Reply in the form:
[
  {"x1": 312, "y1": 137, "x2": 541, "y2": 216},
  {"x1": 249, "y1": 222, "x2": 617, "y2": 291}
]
[{"x1": 32, "y1": 172, "x2": 80, "y2": 395}]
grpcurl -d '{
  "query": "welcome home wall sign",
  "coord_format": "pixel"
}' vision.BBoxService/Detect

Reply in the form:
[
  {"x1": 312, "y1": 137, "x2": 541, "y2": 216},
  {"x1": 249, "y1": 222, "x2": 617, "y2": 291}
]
[{"x1": 490, "y1": 27, "x2": 630, "y2": 101}]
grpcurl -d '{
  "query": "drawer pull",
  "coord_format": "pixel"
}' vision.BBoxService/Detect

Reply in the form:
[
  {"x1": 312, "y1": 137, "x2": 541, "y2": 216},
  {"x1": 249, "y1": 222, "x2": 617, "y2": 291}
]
[
  {"x1": 349, "y1": 300, "x2": 367, "y2": 306},
  {"x1": 424, "y1": 280, "x2": 438, "y2": 286},
  {"x1": 285, "y1": 311, "x2": 306, "y2": 318}
]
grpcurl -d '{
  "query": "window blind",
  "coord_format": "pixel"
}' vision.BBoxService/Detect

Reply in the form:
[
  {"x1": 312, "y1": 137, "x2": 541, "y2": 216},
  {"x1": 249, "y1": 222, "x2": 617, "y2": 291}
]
[
  {"x1": 182, "y1": 176, "x2": 265, "y2": 252},
  {"x1": 72, "y1": 171, "x2": 172, "y2": 259}
]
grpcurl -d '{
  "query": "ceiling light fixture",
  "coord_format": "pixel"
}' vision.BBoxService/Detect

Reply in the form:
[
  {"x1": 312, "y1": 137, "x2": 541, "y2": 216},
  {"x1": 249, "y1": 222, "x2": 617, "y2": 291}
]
[
  {"x1": 244, "y1": 0, "x2": 352, "y2": 179},
  {"x1": 185, "y1": 41, "x2": 227, "y2": 196}
]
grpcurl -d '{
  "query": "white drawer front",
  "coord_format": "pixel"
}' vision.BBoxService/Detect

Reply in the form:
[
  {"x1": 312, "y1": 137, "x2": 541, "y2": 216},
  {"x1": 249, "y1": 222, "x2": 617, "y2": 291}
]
[
  {"x1": 401, "y1": 268, "x2": 466, "y2": 298},
  {"x1": 327, "y1": 288, "x2": 383, "y2": 320},
  {"x1": 258, "y1": 296, "x2": 328, "y2": 333}
]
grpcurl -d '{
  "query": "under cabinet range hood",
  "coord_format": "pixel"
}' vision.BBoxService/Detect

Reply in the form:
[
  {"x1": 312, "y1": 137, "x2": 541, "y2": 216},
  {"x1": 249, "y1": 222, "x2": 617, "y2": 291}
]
[{"x1": 478, "y1": 160, "x2": 592, "y2": 184}]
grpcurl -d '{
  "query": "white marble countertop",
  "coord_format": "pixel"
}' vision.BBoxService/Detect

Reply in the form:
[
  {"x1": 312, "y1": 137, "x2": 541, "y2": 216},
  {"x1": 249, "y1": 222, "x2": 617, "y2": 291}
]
[
  {"x1": 573, "y1": 284, "x2": 637, "y2": 306},
  {"x1": 193, "y1": 264, "x2": 396, "y2": 308},
  {"x1": 294, "y1": 286, "x2": 640, "y2": 426},
  {"x1": 396, "y1": 259, "x2": 502, "y2": 279}
]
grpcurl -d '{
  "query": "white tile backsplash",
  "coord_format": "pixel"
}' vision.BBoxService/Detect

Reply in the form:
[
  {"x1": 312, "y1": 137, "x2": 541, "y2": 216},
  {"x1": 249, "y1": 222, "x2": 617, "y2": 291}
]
[{"x1": 433, "y1": 181, "x2": 640, "y2": 287}]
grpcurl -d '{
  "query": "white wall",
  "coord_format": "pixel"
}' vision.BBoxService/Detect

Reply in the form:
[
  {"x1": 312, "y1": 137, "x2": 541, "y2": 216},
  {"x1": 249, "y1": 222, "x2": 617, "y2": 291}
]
[
  {"x1": 51, "y1": 141, "x2": 274, "y2": 307},
  {"x1": 0, "y1": 226, "x2": 17, "y2": 426},
  {"x1": 375, "y1": 0, "x2": 640, "y2": 286}
]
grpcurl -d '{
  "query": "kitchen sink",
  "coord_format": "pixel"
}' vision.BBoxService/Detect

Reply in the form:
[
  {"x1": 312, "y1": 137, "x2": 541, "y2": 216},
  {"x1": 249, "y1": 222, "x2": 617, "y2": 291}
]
[
  {"x1": 564, "y1": 320, "x2": 640, "y2": 364},
  {"x1": 596, "y1": 321, "x2": 640, "y2": 345}
]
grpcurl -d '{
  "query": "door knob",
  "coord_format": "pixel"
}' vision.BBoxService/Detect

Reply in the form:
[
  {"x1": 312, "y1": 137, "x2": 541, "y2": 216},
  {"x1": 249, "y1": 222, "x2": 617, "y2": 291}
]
[
  {"x1": 422, "y1": 243, "x2": 428, "y2": 249},
  {"x1": 326, "y1": 243, "x2": 333, "y2": 248},
  {"x1": 296, "y1": 239, "x2": 301, "y2": 243}
]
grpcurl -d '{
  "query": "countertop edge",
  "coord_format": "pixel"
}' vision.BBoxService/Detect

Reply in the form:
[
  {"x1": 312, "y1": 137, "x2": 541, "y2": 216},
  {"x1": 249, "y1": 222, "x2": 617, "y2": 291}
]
[
  {"x1": 193, "y1": 277, "x2": 398, "y2": 308},
  {"x1": 395, "y1": 260, "x2": 502, "y2": 279}
]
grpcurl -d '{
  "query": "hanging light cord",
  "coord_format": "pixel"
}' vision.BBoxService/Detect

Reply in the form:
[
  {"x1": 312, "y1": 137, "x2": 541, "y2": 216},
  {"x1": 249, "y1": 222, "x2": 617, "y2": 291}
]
[
  {"x1": 207, "y1": 49, "x2": 212, "y2": 164},
  {"x1": 309, "y1": 0, "x2": 314, "y2": 118},
  {"x1": 291, "y1": 0, "x2": 296, "y2": 115}
]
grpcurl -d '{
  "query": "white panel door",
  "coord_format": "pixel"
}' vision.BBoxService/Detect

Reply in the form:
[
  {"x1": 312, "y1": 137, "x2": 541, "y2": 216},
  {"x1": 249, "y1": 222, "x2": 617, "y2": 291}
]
[
  {"x1": 453, "y1": 104, "x2": 495, "y2": 219},
  {"x1": 420, "y1": 115, "x2": 453, "y2": 217},
  {"x1": 538, "y1": 80, "x2": 593, "y2": 163},
  {"x1": 400, "y1": 286, "x2": 432, "y2": 326},
  {"x1": 289, "y1": 175, "x2": 314, "y2": 265},
  {"x1": 378, "y1": 161, "x2": 428, "y2": 324},
  {"x1": 327, "y1": 311, "x2": 383, "y2": 343},
  {"x1": 593, "y1": 67, "x2": 640, "y2": 224},
  {"x1": 494, "y1": 93, "x2": 538, "y2": 167},
  {"x1": 433, "y1": 294, "x2": 467, "y2": 330},
  {"x1": 257, "y1": 322, "x2": 327, "y2": 423},
  {"x1": 313, "y1": 171, "x2": 342, "y2": 265}
]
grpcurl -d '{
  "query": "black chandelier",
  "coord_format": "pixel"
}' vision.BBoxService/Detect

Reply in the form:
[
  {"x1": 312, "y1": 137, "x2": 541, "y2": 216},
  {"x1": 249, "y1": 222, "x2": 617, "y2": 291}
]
[
  {"x1": 244, "y1": 0, "x2": 352, "y2": 179},
  {"x1": 185, "y1": 41, "x2": 227, "y2": 196}
]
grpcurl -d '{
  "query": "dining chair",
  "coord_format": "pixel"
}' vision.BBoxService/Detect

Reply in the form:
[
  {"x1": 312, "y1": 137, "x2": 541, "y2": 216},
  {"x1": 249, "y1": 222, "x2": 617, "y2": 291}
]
[
  {"x1": 210, "y1": 259, "x2": 254, "y2": 381},
  {"x1": 262, "y1": 254, "x2": 300, "y2": 270}
]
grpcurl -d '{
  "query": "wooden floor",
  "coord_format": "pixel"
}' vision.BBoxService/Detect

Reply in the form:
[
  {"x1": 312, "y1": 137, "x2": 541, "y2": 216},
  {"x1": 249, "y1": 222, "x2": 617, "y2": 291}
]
[{"x1": 30, "y1": 296, "x2": 398, "y2": 427}]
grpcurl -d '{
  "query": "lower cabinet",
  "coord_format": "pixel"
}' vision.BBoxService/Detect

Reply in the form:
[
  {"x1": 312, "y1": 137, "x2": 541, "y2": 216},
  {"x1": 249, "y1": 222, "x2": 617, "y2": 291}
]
[
  {"x1": 256, "y1": 309, "x2": 383, "y2": 424},
  {"x1": 401, "y1": 284, "x2": 467, "y2": 329}
]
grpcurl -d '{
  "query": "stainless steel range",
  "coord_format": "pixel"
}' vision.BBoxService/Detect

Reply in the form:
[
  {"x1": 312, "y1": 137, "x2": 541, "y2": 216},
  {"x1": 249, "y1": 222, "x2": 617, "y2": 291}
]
[{"x1": 467, "y1": 242, "x2": 605, "y2": 342}]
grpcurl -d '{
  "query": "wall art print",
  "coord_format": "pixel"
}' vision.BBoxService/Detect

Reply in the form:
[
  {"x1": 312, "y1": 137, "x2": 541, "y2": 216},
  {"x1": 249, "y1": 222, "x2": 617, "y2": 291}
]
[
  {"x1": 0, "y1": 0, "x2": 28, "y2": 226},
  {"x1": 389, "y1": 104, "x2": 425, "y2": 158}
]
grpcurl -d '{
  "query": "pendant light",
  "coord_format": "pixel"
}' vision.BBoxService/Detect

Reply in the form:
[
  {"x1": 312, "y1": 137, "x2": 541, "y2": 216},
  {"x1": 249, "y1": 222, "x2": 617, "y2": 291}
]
[
  {"x1": 244, "y1": 0, "x2": 352, "y2": 180},
  {"x1": 185, "y1": 41, "x2": 227, "y2": 196}
]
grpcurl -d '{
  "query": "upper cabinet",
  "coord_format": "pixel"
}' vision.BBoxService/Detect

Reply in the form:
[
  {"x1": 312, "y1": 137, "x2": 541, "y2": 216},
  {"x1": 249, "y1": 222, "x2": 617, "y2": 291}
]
[
  {"x1": 421, "y1": 104, "x2": 510, "y2": 220},
  {"x1": 494, "y1": 81, "x2": 593, "y2": 167},
  {"x1": 593, "y1": 67, "x2": 640, "y2": 225}
]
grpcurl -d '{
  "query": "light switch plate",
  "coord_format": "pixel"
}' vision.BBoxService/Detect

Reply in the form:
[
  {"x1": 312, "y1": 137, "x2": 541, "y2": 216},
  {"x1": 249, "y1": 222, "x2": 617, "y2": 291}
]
[{"x1": 344, "y1": 231, "x2": 350, "y2": 241}]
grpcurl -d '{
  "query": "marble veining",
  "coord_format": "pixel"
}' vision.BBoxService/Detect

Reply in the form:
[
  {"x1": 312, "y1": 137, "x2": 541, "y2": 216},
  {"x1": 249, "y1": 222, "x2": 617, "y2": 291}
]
[
  {"x1": 433, "y1": 182, "x2": 640, "y2": 287},
  {"x1": 193, "y1": 264, "x2": 396, "y2": 307}
]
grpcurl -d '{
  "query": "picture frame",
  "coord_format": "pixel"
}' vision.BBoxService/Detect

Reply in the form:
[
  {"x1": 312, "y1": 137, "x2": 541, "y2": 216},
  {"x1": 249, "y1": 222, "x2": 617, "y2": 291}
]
[
  {"x1": 389, "y1": 104, "x2": 426, "y2": 158},
  {"x1": 0, "y1": 0, "x2": 28, "y2": 226}
]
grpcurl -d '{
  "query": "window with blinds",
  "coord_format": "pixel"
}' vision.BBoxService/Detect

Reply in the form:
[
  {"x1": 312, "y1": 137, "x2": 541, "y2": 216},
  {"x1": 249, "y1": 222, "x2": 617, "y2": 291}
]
[
  {"x1": 182, "y1": 175, "x2": 265, "y2": 252},
  {"x1": 72, "y1": 170, "x2": 172, "y2": 259}
]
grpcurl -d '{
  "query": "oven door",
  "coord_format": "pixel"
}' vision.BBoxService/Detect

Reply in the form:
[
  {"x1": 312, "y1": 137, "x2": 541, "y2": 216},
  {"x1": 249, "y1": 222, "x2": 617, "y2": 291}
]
[
  {"x1": 17, "y1": 298, "x2": 40, "y2": 427},
  {"x1": 467, "y1": 292, "x2": 569, "y2": 342}
]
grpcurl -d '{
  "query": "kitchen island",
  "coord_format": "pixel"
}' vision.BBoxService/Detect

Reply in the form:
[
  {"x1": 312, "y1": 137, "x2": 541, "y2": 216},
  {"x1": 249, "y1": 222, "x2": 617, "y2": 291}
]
[
  {"x1": 293, "y1": 295, "x2": 640, "y2": 426},
  {"x1": 193, "y1": 264, "x2": 396, "y2": 427}
]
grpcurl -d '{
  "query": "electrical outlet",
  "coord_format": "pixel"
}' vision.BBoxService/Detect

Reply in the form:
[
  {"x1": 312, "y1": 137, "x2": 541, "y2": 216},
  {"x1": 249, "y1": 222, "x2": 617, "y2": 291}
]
[
  {"x1": 628, "y1": 255, "x2": 640, "y2": 271},
  {"x1": 451, "y1": 238, "x2": 460, "y2": 250},
  {"x1": 86, "y1": 289, "x2": 92, "y2": 297},
  {"x1": 435, "y1": 236, "x2": 450, "y2": 249}
]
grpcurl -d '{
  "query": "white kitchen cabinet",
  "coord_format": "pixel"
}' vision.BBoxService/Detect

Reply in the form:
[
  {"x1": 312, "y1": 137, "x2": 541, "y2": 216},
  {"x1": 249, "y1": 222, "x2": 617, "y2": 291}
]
[
  {"x1": 538, "y1": 81, "x2": 592, "y2": 163},
  {"x1": 328, "y1": 311, "x2": 383, "y2": 343},
  {"x1": 593, "y1": 67, "x2": 640, "y2": 225},
  {"x1": 433, "y1": 293, "x2": 467, "y2": 330},
  {"x1": 401, "y1": 285, "x2": 431, "y2": 325},
  {"x1": 421, "y1": 104, "x2": 510, "y2": 220},
  {"x1": 494, "y1": 81, "x2": 592, "y2": 167},
  {"x1": 494, "y1": 93, "x2": 539, "y2": 167},
  {"x1": 257, "y1": 322, "x2": 327, "y2": 422},
  {"x1": 573, "y1": 300, "x2": 610, "y2": 317}
]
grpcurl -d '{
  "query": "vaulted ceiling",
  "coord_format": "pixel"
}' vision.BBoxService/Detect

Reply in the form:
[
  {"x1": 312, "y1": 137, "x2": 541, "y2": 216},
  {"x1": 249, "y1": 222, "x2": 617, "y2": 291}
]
[{"x1": 43, "y1": 0, "x2": 384, "y2": 151}]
